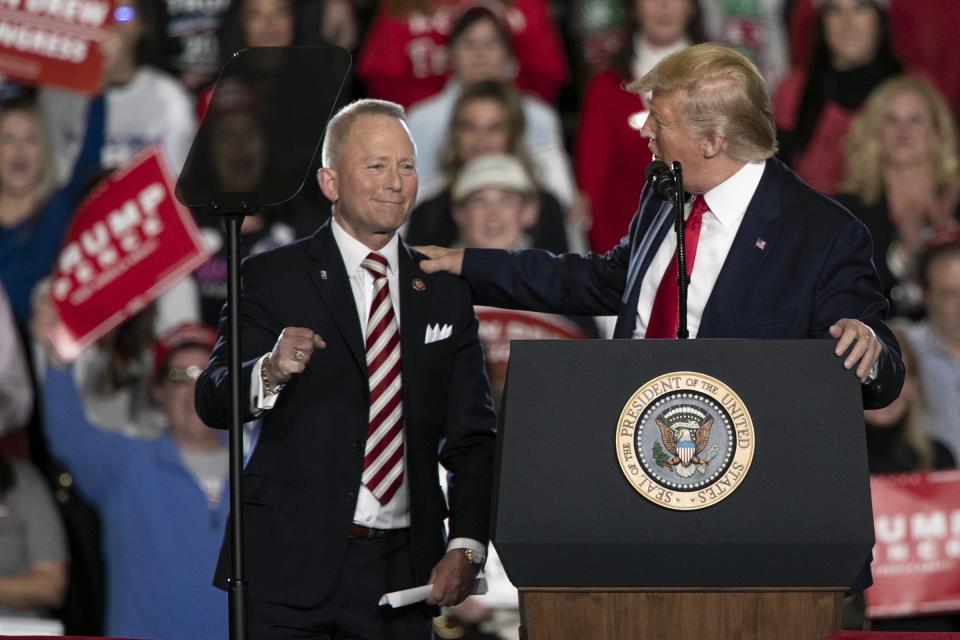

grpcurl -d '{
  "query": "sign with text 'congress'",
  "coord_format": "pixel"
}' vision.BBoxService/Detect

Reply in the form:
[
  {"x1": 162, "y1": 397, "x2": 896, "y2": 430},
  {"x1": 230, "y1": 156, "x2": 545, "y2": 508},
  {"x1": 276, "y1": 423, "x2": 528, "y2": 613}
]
[
  {"x1": 48, "y1": 146, "x2": 209, "y2": 361},
  {"x1": 0, "y1": 0, "x2": 113, "y2": 94},
  {"x1": 866, "y1": 470, "x2": 960, "y2": 618}
]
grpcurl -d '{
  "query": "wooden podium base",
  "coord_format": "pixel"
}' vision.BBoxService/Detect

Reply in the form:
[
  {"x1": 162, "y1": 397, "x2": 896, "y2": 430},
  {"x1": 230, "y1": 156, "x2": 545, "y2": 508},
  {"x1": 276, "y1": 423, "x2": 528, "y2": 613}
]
[{"x1": 519, "y1": 588, "x2": 843, "y2": 640}]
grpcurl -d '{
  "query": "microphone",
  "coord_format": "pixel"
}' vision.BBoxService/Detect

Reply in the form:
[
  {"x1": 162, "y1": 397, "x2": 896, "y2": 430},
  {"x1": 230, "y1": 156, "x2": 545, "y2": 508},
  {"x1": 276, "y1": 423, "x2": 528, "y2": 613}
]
[{"x1": 645, "y1": 160, "x2": 678, "y2": 201}]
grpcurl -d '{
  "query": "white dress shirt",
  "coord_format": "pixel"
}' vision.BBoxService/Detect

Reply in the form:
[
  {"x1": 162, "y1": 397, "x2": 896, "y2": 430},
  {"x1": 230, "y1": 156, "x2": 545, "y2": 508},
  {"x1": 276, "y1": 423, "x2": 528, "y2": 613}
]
[{"x1": 633, "y1": 160, "x2": 766, "y2": 339}]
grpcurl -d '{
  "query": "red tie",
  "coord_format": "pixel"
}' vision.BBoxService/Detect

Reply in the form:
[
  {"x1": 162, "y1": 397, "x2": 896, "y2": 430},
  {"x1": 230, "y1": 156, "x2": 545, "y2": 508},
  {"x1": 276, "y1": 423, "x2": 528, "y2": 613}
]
[
  {"x1": 360, "y1": 252, "x2": 404, "y2": 503},
  {"x1": 644, "y1": 196, "x2": 709, "y2": 339}
]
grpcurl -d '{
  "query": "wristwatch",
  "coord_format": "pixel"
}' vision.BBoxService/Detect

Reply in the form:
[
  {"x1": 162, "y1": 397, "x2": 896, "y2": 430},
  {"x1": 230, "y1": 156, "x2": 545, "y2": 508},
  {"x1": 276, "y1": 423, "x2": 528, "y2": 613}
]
[{"x1": 459, "y1": 547, "x2": 485, "y2": 568}]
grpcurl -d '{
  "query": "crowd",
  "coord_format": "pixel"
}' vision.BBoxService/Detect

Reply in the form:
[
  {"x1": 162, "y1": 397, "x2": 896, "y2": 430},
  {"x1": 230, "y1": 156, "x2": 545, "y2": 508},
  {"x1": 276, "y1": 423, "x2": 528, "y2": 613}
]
[{"x1": 0, "y1": 0, "x2": 956, "y2": 637}]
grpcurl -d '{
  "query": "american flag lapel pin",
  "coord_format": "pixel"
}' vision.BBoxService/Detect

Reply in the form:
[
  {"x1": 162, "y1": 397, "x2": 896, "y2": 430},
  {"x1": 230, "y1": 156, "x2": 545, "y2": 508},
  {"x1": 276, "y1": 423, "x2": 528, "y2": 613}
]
[{"x1": 754, "y1": 238, "x2": 767, "y2": 251}]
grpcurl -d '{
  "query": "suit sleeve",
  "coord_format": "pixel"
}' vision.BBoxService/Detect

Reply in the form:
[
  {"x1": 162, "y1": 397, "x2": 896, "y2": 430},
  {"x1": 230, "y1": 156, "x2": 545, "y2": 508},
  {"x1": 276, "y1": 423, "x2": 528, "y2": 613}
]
[
  {"x1": 460, "y1": 240, "x2": 632, "y2": 317},
  {"x1": 195, "y1": 254, "x2": 283, "y2": 429},
  {"x1": 810, "y1": 215, "x2": 905, "y2": 409},
  {"x1": 438, "y1": 284, "x2": 497, "y2": 544}
]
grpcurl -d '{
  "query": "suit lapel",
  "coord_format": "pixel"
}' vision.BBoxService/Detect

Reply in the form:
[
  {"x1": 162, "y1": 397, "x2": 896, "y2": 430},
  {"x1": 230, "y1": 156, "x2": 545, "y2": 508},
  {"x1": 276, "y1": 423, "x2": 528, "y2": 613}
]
[
  {"x1": 624, "y1": 200, "x2": 674, "y2": 300},
  {"x1": 614, "y1": 192, "x2": 675, "y2": 338},
  {"x1": 698, "y1": 160, "x2": 784, "y2": 337},
  {"x1": 305, "y1": 222, "x2": 367, "y2": 373}
]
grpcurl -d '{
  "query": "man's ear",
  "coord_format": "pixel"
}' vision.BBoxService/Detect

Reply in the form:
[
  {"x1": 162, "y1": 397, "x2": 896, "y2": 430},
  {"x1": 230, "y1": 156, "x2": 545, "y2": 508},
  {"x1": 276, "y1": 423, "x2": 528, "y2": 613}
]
[
  {"x1": 317, "y1": 167, "x2": 339, "y2": 202},
  {"x1": 702, "y1": 133, "x2": 727, "y2": 159}
]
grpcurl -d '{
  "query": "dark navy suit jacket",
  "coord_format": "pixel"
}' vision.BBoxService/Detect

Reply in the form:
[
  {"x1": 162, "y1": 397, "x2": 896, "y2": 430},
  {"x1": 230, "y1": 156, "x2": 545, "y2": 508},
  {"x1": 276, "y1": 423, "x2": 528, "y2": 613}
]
[
  {"x1": 461, "y1": 157, "x2": 904, "y2": 409},
  {"x1": 195, "y1": 220, "x2": 496, "y2": 607}
]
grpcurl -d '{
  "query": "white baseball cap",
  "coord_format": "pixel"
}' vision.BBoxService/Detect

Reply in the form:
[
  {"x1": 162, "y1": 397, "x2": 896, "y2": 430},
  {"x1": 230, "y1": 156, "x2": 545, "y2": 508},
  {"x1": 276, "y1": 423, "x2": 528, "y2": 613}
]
[{"x1": 452, "y1": 154, "x2": 535, "y2": 203}]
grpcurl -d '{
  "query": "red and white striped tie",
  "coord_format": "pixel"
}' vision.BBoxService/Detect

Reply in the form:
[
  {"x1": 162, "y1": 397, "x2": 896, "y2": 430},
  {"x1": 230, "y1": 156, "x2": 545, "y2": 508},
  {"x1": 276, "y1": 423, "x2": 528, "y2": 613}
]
[{"x1": 361, "y1": 252, "x2": 404, "y2": 503}]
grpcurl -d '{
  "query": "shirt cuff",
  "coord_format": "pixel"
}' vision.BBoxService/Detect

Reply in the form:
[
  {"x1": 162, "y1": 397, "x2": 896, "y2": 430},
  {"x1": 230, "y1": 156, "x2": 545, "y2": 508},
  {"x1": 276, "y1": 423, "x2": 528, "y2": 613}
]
[
  {"x1": 861, "y1": 326, "x2": 880, "y2": 384},
  {"x1": 447, "y1": 537, "x2": 486, "y2": 565},
  {"x1": 251, "y1": 354, "x2": 280, "y2": 414}
]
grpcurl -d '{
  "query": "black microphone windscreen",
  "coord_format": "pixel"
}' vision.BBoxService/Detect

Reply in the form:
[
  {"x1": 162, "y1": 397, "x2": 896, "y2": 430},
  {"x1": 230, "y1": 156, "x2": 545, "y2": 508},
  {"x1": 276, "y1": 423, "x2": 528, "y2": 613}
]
[{"x1": 645, "y1": 160, "x2": 676, "y2": 201}]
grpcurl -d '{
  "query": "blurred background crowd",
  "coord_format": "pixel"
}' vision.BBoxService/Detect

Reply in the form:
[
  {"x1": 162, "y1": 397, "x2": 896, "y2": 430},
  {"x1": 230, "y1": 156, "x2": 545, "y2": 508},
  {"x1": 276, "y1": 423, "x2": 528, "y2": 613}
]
[{"x1": 0, "y1": 0, "x2": 959, "y2": 637}]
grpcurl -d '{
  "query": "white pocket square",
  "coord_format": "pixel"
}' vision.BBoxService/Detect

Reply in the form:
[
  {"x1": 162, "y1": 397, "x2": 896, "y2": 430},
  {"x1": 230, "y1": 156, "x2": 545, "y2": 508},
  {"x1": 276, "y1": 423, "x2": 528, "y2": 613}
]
[{"x1": 424, "y1": 323, "x2": 453, "y2": 344}]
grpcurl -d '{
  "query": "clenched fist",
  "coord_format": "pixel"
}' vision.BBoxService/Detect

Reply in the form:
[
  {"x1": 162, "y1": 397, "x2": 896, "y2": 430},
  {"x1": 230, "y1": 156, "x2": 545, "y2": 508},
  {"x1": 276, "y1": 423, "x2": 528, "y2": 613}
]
[{"x1": 265, "y1": 327, "x2": 327, "y2": 385}]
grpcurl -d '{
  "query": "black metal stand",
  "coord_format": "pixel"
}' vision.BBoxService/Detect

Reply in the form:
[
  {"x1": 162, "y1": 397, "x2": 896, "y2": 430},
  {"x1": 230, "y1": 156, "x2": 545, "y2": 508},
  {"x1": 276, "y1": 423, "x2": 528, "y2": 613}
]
[
  {"x1": 225, "y1": 215, "x2": 247, "y2": 640},
  {"x1": 211, "y1": 194, "x2": 258, "y2": 640},
  {"x1": 670, "y1": 161, "x2": 689, "y2": 340}
]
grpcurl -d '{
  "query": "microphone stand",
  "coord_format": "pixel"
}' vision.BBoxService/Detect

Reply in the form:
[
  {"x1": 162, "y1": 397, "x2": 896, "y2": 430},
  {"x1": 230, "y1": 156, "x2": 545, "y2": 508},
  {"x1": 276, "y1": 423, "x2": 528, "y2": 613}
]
[{"x1": 671, "y1": 161, "x2": 689, "y2": 340}]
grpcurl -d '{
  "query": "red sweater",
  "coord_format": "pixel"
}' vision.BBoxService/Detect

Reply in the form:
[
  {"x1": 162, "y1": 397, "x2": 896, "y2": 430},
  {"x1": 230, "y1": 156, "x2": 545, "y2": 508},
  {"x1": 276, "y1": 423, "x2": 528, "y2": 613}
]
[
  {"x1": 773, "y1": 70, "x2": 856, "y2": 195},
  {"x1": 356, "y1": 0, "x2": 568, "y2": 107},
  {"x1": 575, "y1": 69, "x2": 652, "y2": 252}
]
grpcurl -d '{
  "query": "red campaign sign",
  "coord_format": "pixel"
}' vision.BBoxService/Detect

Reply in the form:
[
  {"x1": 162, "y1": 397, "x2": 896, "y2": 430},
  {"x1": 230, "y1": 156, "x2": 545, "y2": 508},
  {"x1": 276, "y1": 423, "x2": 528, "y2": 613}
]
[
  {"x1": 866, "y1": 470, "x2": 960, "y2": 618},
  {"x1": 0, "y1": 0, "x2": 113, "y2": 94},
  {"x1": 475, "y1": 306, "x2": 589, "y2": 370},
  {"x1": 47, "y1": 146, "x2": 209, "y2": 361}
]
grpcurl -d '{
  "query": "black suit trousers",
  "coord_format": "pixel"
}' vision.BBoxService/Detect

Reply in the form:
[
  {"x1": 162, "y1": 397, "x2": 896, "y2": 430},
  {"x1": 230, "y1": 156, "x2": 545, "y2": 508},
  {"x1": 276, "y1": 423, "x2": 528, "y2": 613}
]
[{"x1": 247, "y1": 531, "x2": 432, "y2": 639}]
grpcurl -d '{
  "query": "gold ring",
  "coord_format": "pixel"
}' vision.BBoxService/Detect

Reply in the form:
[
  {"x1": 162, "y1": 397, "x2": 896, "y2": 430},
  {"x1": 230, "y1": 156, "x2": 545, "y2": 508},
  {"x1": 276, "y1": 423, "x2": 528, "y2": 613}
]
[{"x1": 295, "y1": 349, "x2": 305, "y2": 362}]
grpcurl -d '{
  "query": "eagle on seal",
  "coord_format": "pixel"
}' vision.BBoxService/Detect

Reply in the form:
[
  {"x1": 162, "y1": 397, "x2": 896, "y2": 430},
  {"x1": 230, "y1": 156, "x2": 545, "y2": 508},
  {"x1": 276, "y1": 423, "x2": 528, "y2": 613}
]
[{"x1": 656, "y1": 414, "x2": 714, "y2": 476}]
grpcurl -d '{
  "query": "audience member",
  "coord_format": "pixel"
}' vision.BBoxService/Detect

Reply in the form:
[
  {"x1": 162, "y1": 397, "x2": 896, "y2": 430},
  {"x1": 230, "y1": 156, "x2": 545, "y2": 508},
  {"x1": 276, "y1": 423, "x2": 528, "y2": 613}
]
[
  {"x1": 788, "y1": 0, "x2": 960, "y2": 125},
  {"x1": 357, "y1": 0, "x2": 567, "y2": 108},
  {"x1": 200, "y1": 0, "x2": 300, "y2": 118},
  {"x1": 217, "y1": 0, "x2": 356, "y2": 58},
  {"x1": 838, "y1": 75, "x2": 960, "y2": 315},
  {"x1": 0, "y1": 453, "x2": 68, "y2": 620},
  {"x1": 575, "y1": 0, "x2": 703, "y2": 252},
  {"x1": 31, "y1": 276, "x2": 199, "y2": 439},
  {"x1": 577, "y1": 0, "x2": 628, "y2": 75},
  {"x1": 0, "y1": 97, "x2": 104, "y2": 331},
  {"x1": 161, "y1": 0, "x2": 232, "y2": 92},
  {"x1": 186, "y1": 84, "x2": 304, "y2": 326},
  {"x1": 0, "y1": 282, "x2": 31, "y2": 435},
  {"x1": 903, "y1": 236, "x2": 960, "y2": 461},
  {"x1": 405, "y1": 80, "x2": 569, "y2": 254},
  {"x1": 774, "y1": 0, "x2": 901, "y2": 194},
  {"x1": 40, "y1": 0, "x2": 196, "y2": 178},
  {"x1": 865, "y1": 325, "x2": 954, "y2": 474},
  {"x1": 406, "y1": 5, "x2": 576, "y2": 211},
  {"x1": 35, "y1": 320, "x2": 227, "y2": 640},
  {"x1": 450, "y1": 153, "x2": 539, "y2": 250}
]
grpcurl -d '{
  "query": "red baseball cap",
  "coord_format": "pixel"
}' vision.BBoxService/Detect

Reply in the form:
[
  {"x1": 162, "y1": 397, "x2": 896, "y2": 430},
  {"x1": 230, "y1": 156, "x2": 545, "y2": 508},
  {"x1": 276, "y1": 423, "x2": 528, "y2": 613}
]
[{"x1": 153, "y1": 322, "x2": 218, "y2": 382}]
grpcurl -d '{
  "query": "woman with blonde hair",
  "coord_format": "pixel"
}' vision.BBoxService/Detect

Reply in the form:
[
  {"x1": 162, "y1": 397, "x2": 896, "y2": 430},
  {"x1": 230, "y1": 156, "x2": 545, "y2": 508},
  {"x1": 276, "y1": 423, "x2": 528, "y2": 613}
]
[
  {"x1": 837, "y1": 74, "x2": 960, "y2": 315},
  {"x1": 0, "y1": 97, "x2": 104, "y2": 330}
]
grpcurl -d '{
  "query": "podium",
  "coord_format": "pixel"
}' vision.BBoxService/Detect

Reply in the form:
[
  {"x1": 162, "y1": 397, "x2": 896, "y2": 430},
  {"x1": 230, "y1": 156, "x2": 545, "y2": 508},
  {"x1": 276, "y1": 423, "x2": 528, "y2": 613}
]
[{"x1": 493, "y1": 339, "x2": 874, "y2": 640}]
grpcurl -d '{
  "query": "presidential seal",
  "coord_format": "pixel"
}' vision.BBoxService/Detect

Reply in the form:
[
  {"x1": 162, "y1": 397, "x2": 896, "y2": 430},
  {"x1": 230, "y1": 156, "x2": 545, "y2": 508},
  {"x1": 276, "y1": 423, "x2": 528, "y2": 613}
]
[{"x1": 615, "y1": 372, "x2": 755, "y2": 510}]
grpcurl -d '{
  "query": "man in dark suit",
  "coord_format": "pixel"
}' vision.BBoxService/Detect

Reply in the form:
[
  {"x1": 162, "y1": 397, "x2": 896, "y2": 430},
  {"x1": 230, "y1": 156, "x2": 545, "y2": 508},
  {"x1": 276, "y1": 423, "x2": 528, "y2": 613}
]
[
  {"x1": 419, "y1": 43, "x2": 904, "y2": 409},
  {"x1": 195, "y1": 99, "x2": 496, "y2": 638}
]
